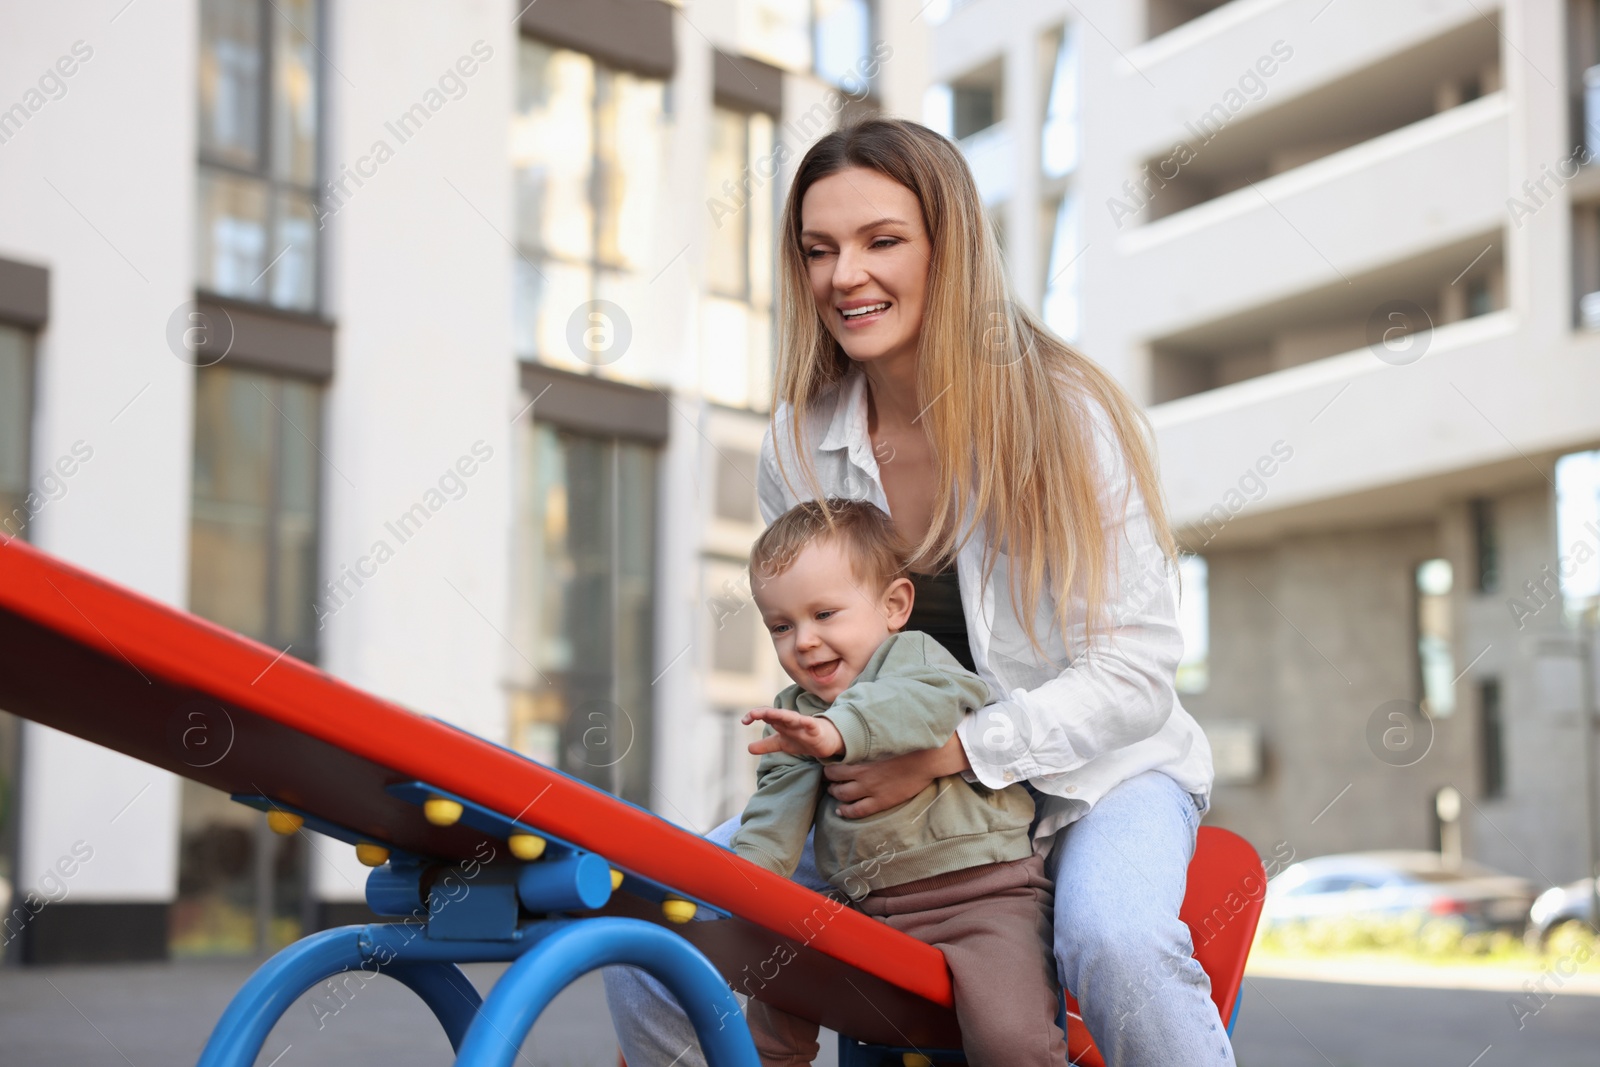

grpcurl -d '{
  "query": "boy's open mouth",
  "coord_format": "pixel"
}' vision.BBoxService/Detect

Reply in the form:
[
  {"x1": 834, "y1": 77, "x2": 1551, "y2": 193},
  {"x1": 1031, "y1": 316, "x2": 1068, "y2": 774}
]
[{"x1": 807, "y1": 658, "x2": 842, "y2": 684}]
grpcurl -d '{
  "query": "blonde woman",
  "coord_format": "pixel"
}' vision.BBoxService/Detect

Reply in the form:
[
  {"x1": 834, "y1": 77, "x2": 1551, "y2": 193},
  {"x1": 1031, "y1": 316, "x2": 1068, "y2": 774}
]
[{"x1": 605, "y1": 118, "x2": 1227, "y2": 1066}]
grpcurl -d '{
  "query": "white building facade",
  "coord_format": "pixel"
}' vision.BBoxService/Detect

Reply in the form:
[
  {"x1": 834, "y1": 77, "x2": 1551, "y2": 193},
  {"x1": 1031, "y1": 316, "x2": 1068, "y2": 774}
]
[
  {"x1": 0, "y1": 0, "x2": 928, "y2": 963},
  {"x1": 926, "y1": 0, "x2": 1600, "y2": 886}
]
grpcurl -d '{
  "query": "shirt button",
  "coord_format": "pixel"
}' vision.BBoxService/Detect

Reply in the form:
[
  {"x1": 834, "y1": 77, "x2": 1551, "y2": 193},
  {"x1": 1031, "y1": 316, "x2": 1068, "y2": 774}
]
[
  {"x1": 1066, "y1": 785, "x2": 1078, "y2": 793},
  {"x1": 1003, "y1": 771, "x2": 1017, "y2": 783}
]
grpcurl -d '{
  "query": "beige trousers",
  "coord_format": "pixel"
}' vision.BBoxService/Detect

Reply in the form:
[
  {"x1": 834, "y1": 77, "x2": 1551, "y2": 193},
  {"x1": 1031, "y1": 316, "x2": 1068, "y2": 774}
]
[{"x1": 746, "y1": 851, "x2": 1068, "y2": 1067}]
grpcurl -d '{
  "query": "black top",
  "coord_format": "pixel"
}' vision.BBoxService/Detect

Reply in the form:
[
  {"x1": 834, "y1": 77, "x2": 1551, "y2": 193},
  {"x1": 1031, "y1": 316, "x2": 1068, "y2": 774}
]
[{"x1": 904, "y1": 562, "x2": 975, "y2": 674}]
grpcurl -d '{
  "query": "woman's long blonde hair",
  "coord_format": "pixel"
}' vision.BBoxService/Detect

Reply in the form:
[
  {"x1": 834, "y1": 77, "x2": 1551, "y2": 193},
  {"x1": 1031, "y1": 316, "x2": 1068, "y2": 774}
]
[{"x1": 769, "y1": 118, "x2": 1177, "y2": 659}]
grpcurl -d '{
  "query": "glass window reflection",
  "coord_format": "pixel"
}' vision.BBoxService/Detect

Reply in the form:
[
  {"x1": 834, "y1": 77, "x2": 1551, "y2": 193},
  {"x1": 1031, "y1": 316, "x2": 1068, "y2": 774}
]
[
  {"x1": 512, "y1": 421, "x2": 656, "y2": 806},
  {"x1": 513, "y1": 39, "x2": 666, "y2": 368},
  {"x1": 1042, "y1": 24, "x2": 1080, "y2": 178},
  {"x1": 189, "y1": 365, "x2": 322, "y2": 655},
  {"x1": 199, "y1": 0, "x2": 262, "y2": 170},
  {"x1": 0, "y1": 326, "x2": 32, "y2": 540},
  {"x1": 1042, "y1": 190, "x2": 1081, "y2": 343},
  {"x1": 197, "y1": 0, "x2": 320, "y2": 312},
  {"x1": 814, "y1": 0, "x2": 872, "y2": 92}
]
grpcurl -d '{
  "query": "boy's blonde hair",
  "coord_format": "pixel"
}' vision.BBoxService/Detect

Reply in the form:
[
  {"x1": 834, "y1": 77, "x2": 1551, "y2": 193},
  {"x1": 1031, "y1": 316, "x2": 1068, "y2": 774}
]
[{"x1": 750, "y1": 499, "x2": 910, "y2": 595}]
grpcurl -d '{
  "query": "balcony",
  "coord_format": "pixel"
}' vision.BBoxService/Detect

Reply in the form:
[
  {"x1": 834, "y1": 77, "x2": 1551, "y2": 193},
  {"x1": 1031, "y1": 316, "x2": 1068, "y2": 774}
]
[
  {"x1": 1119, "y1": 92, "x2": 1509, "y2": 350},
  {"x1": 1125, "y1": 0, "x2": 1502, "y2": 157},
  {"x1": 1148, "y1": 229, "x2": 1503, "y2": 403},
  {"x1": 1145, "y1": 0, "x2": 1232, "y2": 42},
  {"x1": 1132, "y1": 12, "x2": 1501, "y2": 224}
]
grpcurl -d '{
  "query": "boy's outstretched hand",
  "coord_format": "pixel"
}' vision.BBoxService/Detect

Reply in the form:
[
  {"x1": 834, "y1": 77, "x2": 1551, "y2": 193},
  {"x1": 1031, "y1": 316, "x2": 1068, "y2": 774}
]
[{"x1": 743, "y1": 707, "x2": 844, "y2": 759}]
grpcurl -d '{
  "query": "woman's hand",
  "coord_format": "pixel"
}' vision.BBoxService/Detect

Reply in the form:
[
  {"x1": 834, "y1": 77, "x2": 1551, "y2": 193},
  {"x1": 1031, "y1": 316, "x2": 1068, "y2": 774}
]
[
  {"x1": 743, "y1": 707, "x2": 844, "y2": 759},
  {"x1": 822, "y1": 734, "x2": 973, "y2": 818}
]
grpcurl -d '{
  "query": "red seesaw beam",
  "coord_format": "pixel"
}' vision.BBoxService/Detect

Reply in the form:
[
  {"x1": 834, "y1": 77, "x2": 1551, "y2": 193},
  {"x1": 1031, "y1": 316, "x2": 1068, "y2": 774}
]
[{"x1": 0, "y1": 536, "x2": 962, "y2": 1048}]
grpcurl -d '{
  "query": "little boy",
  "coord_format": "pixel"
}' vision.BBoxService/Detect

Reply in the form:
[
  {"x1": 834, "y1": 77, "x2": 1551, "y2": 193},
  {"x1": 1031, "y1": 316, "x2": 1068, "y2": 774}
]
[{"x1": 729, "y1": 498, "x2": 1068, "y2": 1067}]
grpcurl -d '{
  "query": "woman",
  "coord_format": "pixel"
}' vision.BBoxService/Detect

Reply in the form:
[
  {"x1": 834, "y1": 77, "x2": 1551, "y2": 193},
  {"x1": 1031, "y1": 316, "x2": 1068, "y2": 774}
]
[{"x1": 604, "y1": 118, "x2": 1229, "y2": 1066}]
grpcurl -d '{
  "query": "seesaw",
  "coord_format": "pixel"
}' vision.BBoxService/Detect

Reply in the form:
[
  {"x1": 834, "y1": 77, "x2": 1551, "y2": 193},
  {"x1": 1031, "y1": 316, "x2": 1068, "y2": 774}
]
[{"x1": 0, "y1": 535, "x2": 1263, "y2": 1066}]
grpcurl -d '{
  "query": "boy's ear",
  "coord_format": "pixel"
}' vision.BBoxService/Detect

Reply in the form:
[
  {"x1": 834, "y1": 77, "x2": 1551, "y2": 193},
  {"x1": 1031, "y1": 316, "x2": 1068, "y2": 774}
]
[{"x1": 882, "y1": 576, "x2": 915, "y2": 631}]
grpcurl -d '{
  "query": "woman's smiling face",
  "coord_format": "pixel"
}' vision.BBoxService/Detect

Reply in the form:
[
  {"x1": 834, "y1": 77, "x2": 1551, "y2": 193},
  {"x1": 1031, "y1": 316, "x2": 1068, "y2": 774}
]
[{"x1": 800, "y1": 166, "x2": 931, "y2": 368}]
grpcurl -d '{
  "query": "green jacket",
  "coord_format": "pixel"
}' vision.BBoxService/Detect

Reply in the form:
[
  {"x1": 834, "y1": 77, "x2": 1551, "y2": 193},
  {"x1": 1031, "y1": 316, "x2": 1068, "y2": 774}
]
[{"x1": 729, "y1": 630, "x2": 1036, "y2": 898}]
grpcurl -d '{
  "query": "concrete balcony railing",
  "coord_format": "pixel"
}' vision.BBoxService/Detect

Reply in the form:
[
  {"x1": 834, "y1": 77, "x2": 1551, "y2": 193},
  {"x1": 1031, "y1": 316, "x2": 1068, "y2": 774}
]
[
  {"x1": 1149, "y1": 310, "x2": 1525, "y2": 532},
  {"x1": 1117, "y1": 92, "x2": 1509, "y2": 342},
  {"x1": 1122, "y1": 0, "x2": 1501, "y2": 154}
]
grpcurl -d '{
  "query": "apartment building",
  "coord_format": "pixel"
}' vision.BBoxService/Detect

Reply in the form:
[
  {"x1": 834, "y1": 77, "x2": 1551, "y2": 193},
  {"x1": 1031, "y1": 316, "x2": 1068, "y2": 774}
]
[
  {"x1": 0, "y1": 0, "x2": 927, "y2": 964},
  {"x1": 927, "y1": 0, "x2": 1600, "y2": 885}
]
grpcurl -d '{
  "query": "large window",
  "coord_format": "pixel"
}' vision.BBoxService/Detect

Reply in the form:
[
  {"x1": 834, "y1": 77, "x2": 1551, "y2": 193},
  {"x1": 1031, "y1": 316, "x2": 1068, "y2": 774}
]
[
  {"x1": 1415, "y1": 558, "x2": 1456, "y2": 718},
  {"x1": 813, "y1": 0, "x2": 873, "y2": 90},
  {"x1": 1479, "y1": 678, "x2": 1506, "y2": 799},
  {"x1": 511, "y1": 422, "x2": 656, "y2": 807},
  {"x1": 1040, "y1": 23, "x2": 1082, "y2": 343},
  {"x1": 739, "y1": 0, "x2": 813, "y2": 72},
  {"x1": 0, "y1": 325, "x2": 30, "y2": 539},
  {"x1": 0, "y1": 323, "x2": 27, "y2": 955},
  {"x1": 189, "y1": 366, "x2": 322, "y2": 656},
  {"x1": 512, "y1": 38, "x2": 667, "y2": 371},
  {"x1": 1555, "y1": 449, "x2": 1600, "y2": 618},
  {"x1": 1175, "y1": 553, "x2": 1209, "y2": 693},
  {"x1": 1042, "y1": 189, "x2": 1082, "y2": 344},
  {"x1": 1470, "y1": 497, "x2": 1498, "y2": 593},
  {"x1": 703, "y1": 105, "x2": 776, "y2": 410},
  {"x1": 197, "y1": 0, "x2": 321, "y2": 311},
  {"x1": 176, "y1": 365, "x2": 321, "y2": 956},
  {"x1": 1042, "y1": 23, "x2": 1080, "y2": 179}
]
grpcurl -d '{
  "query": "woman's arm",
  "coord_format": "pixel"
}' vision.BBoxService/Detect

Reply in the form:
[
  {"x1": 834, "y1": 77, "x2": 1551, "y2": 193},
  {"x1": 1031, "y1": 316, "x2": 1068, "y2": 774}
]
[{"x1": 822, "y1": 733, "x2": 970, "y2": 818}]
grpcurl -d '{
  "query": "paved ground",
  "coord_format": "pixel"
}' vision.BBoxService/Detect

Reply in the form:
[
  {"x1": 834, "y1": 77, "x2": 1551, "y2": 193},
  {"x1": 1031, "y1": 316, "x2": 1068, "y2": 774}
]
[
  {"x1": 1235, "y1": 975, "x2": 1599, "y2": 1066},
  {"x1": 3, "y1": 957, "x2": 1597, "y2": 1065}
]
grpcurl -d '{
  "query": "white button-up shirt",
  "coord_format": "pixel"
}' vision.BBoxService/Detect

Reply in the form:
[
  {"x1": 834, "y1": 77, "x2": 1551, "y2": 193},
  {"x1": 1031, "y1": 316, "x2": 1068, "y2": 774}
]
[{"x1": 757, "y1": 365, "x2": 1214, "y2": 847}]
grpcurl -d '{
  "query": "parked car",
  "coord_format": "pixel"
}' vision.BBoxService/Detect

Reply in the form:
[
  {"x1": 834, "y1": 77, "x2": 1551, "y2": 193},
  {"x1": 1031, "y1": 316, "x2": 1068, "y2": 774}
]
[
  {"x1": 1263, "y1": 851, "x2": 1537, "y2": 934},
  {"x1": 1528, "y1": 878, "x2": 1597, "y2": 948}
]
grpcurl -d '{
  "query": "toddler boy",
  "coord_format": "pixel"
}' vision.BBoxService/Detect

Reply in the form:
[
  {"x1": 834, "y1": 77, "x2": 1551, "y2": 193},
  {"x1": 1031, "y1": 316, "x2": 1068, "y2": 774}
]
[{"x1": 729, "y1": 498, "x2": 1068, "y2": 1067}]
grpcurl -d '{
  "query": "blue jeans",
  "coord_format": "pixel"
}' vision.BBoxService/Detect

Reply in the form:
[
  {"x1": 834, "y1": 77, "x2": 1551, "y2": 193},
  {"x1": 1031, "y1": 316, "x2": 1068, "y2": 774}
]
[{"x1": 601, "y1": 770, "x2": 1235, "y2": 1066}]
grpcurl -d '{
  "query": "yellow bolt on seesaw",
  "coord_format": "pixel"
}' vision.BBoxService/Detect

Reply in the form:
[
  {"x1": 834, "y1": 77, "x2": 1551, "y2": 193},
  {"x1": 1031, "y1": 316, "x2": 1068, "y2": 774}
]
[
  {"x1": 265, "y1": 810, "x2": 303, "y2": 835},
  {"x1": 354, "y1": 842, "x2": 390, "y2": 867},
  {"x1": 508, "y1": 832, "x2": 546, "y2": 861},
  {"x1": 661, "y1": 896, "x2": 696, "y2": 924},
  {"x1": 423, "y1": 796, "x2": 464, "y2": 826}
]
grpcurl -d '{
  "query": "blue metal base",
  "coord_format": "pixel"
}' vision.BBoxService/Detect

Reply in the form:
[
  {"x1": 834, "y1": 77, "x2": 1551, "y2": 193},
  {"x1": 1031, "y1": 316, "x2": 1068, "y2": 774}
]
[
  {"x1": 205, "y1": 777, "x2": 758, "y2": 1066},
  {"x1": 197, "y1": 919, "x2": 757, "y2": 1066}
]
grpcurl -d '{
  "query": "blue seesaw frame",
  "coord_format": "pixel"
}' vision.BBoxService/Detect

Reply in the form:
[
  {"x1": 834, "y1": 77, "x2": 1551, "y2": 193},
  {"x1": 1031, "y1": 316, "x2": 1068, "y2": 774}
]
[{"x1": 198, "y1": 781, "x2": 760, "y2": 1067}]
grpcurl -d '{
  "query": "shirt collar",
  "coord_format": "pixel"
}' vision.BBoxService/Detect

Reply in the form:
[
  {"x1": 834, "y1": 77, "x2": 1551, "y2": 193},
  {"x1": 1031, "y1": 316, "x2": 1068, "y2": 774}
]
[{"x1": 817, "y1": 364, "x2": 869, "y2": 455}]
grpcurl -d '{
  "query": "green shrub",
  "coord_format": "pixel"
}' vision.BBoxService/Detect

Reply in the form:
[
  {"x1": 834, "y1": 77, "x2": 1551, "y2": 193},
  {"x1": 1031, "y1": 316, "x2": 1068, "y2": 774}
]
[{"x1": 1252, "y1": 912, "x2": 1600, "y2": 970}]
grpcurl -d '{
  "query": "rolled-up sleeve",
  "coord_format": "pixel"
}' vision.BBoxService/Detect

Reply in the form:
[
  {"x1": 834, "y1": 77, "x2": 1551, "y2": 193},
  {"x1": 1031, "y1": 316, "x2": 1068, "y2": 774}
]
[{"x1": 955, "y1": 407, "x2": 1185, "y2": 787}]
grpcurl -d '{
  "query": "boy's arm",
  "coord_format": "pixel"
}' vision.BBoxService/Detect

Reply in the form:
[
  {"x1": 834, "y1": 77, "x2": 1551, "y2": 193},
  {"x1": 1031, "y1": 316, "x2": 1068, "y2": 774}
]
[
  {"x1": 728, "y1": 739, "x2": 824, "y2": 879},
  {"x1": 822, "y1": 632, "x2": 992, "y2": 764}
]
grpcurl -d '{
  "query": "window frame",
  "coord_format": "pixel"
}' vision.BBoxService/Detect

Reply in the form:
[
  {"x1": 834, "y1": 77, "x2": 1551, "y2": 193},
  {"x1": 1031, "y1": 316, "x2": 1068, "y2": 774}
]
[
  {"x1": 705, "y1": 103, "x2": 774, "y2": 305},
  {"x1": 513, "y1": 36, "x2": 670, "y2": 365},
  {"x1": 0, "y1": 323, "x2": 36, "y2": 544},
  {"x1": 187, "y1": 363, "x2": 326, "y2": 662},
  {"x1": 511, "y1": 412, "x2": 659, "y2": 806},
  {"x1": 196, "y1": 0, "x2": 326, "y2": 313}
]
